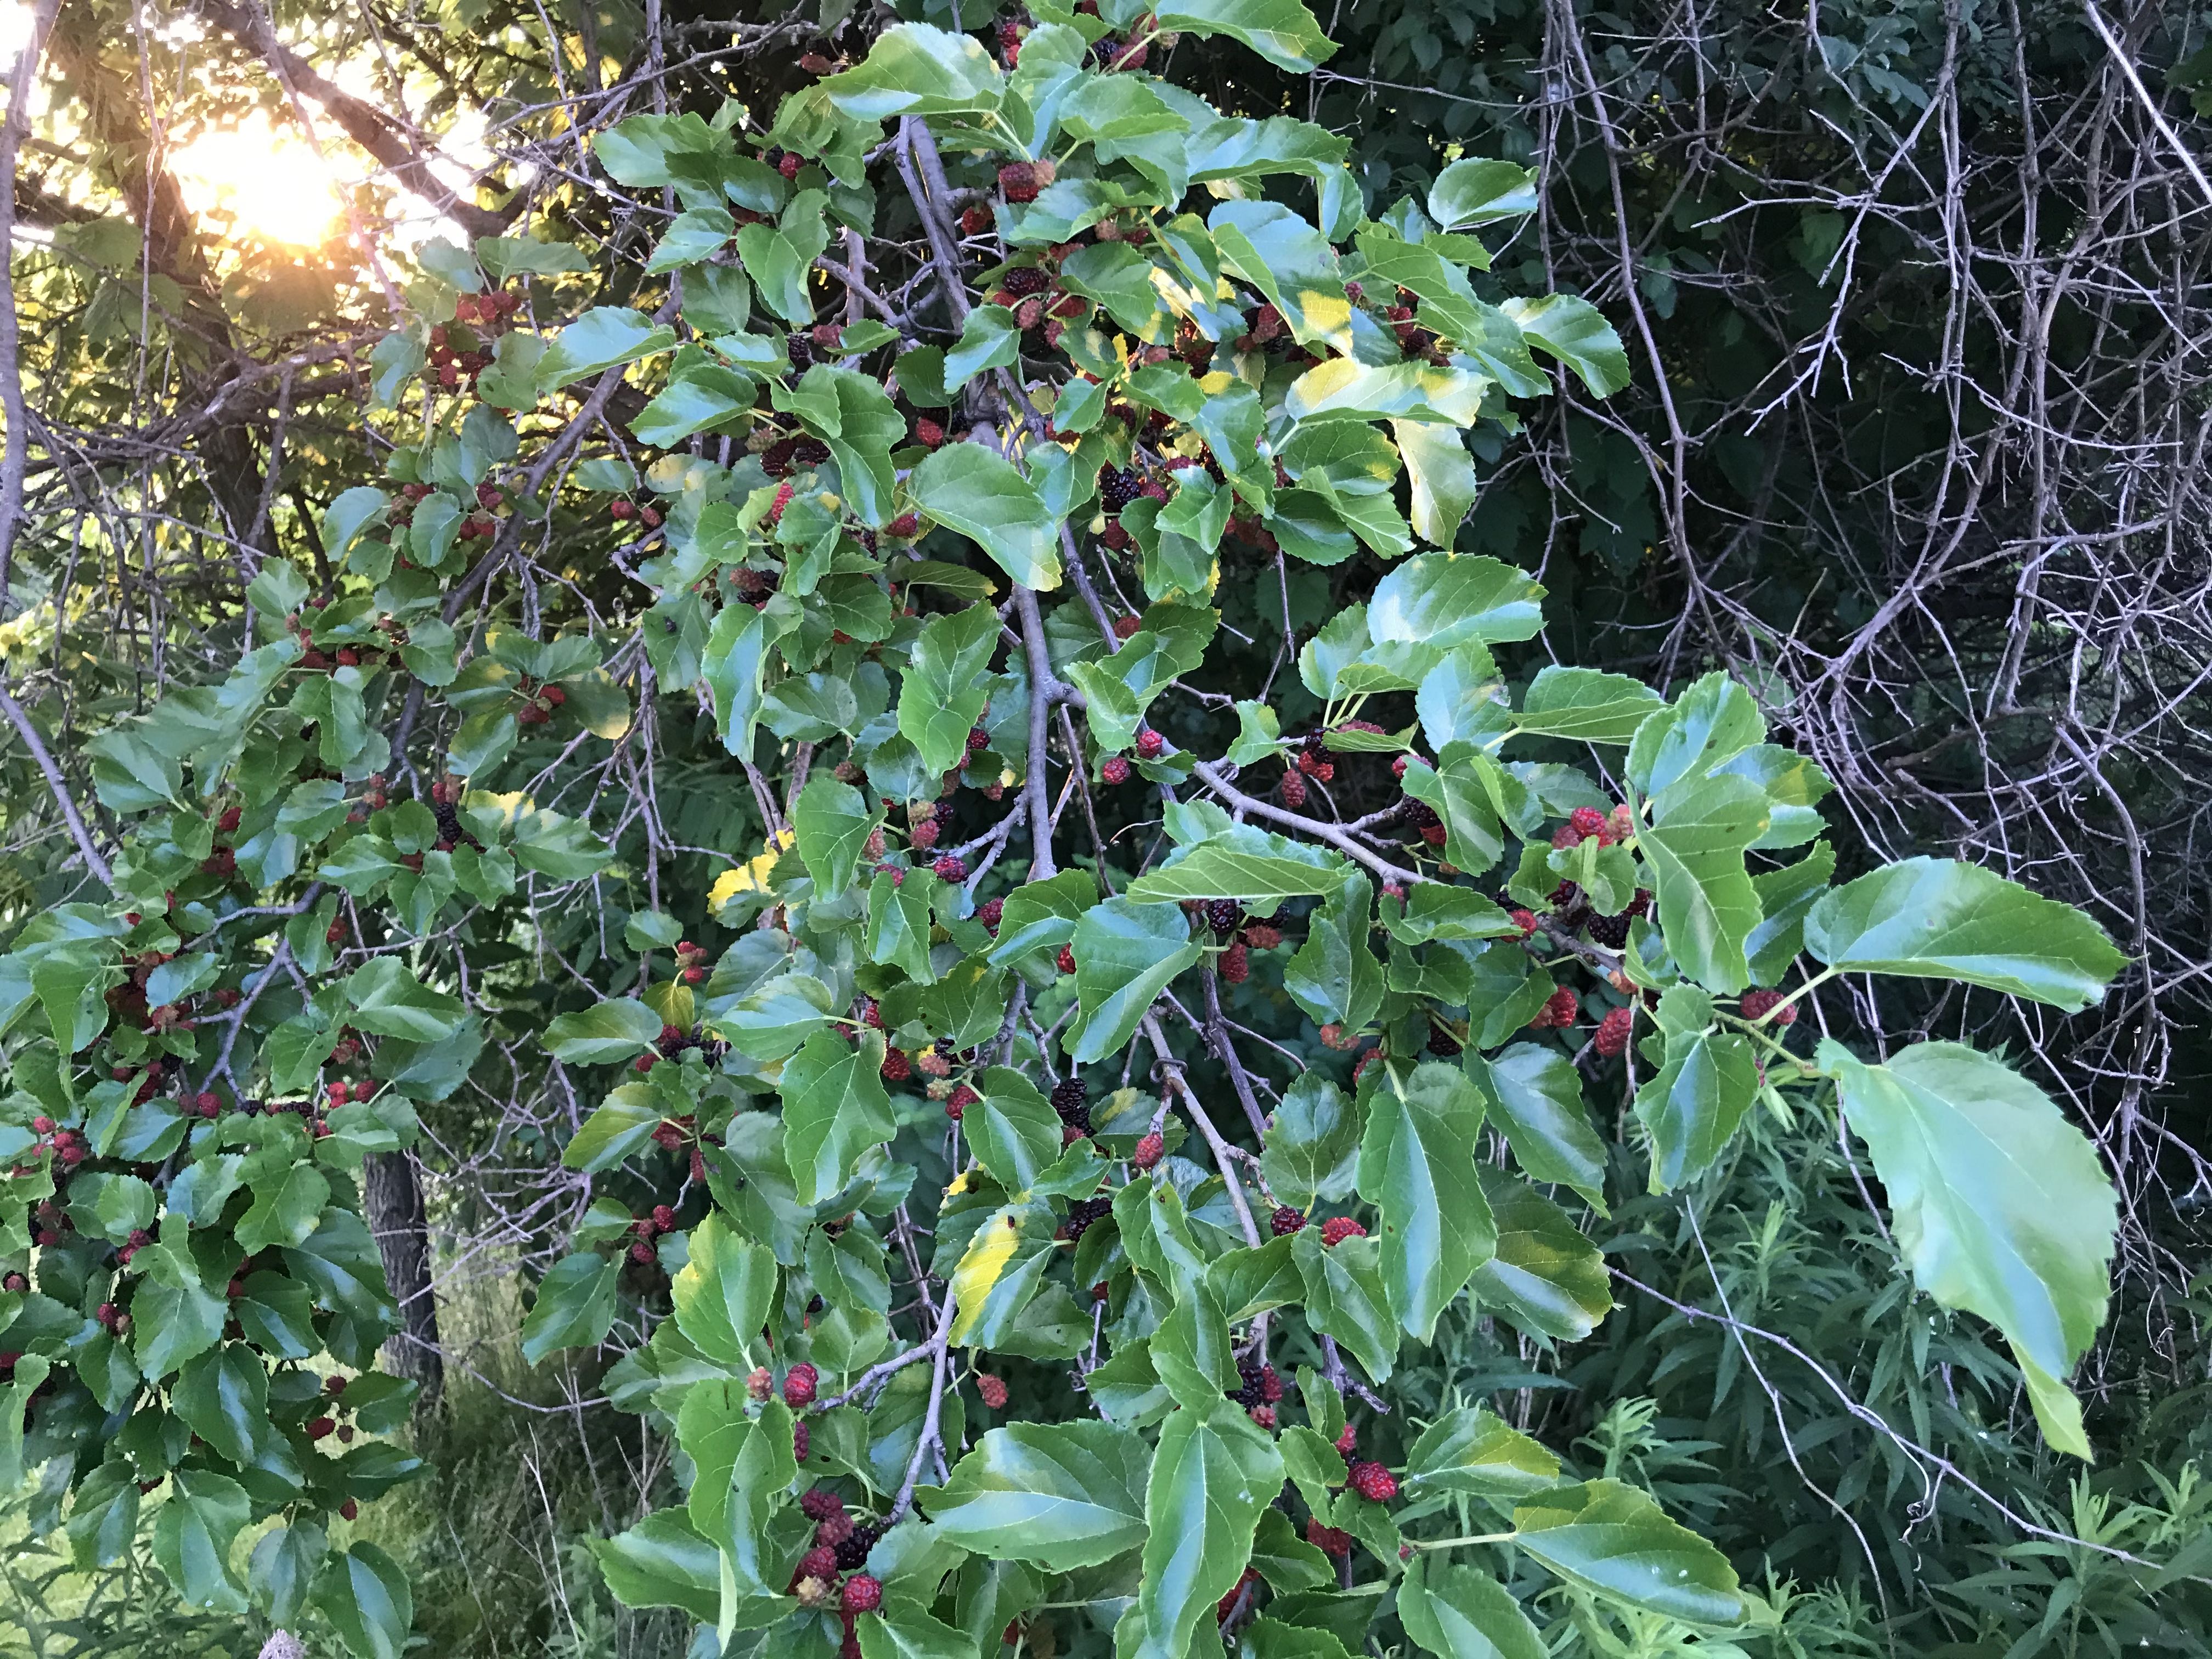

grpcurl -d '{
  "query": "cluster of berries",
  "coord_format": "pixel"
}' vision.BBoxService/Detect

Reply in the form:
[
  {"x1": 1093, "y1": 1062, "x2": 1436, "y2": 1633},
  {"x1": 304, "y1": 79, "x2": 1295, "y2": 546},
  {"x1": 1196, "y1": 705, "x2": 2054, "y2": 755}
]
[
  {"x1": 427, "y1": 289, "x2": 525, "y2": 388},
  {"x1": 627, "y1": 1204, "x2": 679, "y2": 1265},
  {"x1": 1551, "y1": 803, "x2": 1637, "y2": 850},
  {"x1": 672, "y1": 939, "x2": 709, "y2": 986},
  {"x1": 512, "y1": 675, "x2": 567, "y2": 726}
]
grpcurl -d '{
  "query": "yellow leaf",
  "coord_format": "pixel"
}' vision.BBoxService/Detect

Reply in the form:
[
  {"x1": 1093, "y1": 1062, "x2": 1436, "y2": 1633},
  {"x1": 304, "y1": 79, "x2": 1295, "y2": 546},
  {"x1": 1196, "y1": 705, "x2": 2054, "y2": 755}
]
[{"x1": 950, "y1": 1207, "x2": 1024, "y2": 1346}]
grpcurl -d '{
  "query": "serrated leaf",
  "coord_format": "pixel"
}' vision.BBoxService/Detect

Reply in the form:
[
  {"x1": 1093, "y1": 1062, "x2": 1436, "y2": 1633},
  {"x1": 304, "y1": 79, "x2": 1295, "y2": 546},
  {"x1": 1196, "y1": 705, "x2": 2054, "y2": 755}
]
[
  {"x1": 1804, "y1": 857, "x2": 2125, "y2": 1013},
  {"x1": 1819, "y1": 1038, "x2": 2114, "y2": 1456},
  {"x1": 1510, "y1": 1480, "x2": 1741, "y2": 1624},
  {"x1": 1470, "y1": 1169, "x2": 1610, "y2": 1341},
  {"x1": 1070, "y1": 900, "x2": 1201, "y2": 1064},
  {"x1": 781, "y1": 1030, "x2": 896, "y2": 1205},
  {"x1": 1357, "y1": 1060, "x2": 1496, "y2": 1340},
  {"x1": 924, "y1": 1421, "x2": 1150, "y2": 1568},
  {"x1": 910, "y1": 444, "x2": 1062, "y2": 591}
]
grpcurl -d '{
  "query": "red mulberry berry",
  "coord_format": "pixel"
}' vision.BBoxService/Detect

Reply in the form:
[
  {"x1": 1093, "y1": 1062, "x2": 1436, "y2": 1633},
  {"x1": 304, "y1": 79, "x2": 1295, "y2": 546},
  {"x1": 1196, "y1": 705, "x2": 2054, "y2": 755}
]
[
  {"x1": 1057, "y1": 945, "x2": 1076, "y2": 974},
  {"x1": 1336, "y1": 1423, "x2": 1357, "y2": 1456},
  {"x1": 1347, "y1": 1460, "x2": 1398, "y2": 1503},
  {"x1": 1271, "y1": 1205, "x2": 1306, "y2": 1235},
  {"x1": 1569, "y1": 806, "x2": 1609, "y2": 841},
  {"x1": 1101, "y1": 757, "x2": 1130, "y2": 784},
  {"x1": 1595, "y1": 1006, "x2": 1635, "y2": 1057},
  {"x1": 784, "y1": 1363, "x2": 819, "y2": 1408},
  {"x1": 1740, "y1": 989, "x2": 1797, "y2": 1024},
  {"x1": 1540, "y1": 986, "x2": 1581, "y2": 1029},
  {"x1": 960, "y1": 206, "x2": 991, "y2": 235},
  {"x1": 1319, "y1": 1217, "x2": 1366, "y2": 1248},
  {"x1": 977, "y1": 898, "x2": 1003, "y2": 930},
  {"x1": 1132, "y1": 1132, "x2": 1164, "y2": 1170},
  {"x1": 1280, "y1": 768, "x2": 1307, "y2": 808},
  {"x1": 306, "y1": 1417, "x2": 336, "y2": 1440},
  {"x1": 801, "y1": 1487, "x2": 845, "y2": 1522},
  {"x1": 1249, "y1": 1404, "x2": 1277, "y2": 1429},
  {"x1": 842, "y1": 1574, "x2": 882, "y2": 1613},
  {"x1": 1511, "y1": 909, "x2": 1540, "y2": 937},
  {"x1": 998, "y1": 162, "x2": 1040, "y2": 203},
  {"x1": 1220, "y1": 941, "x2": 1249, "y2": 984},
  {"x1": 881, "y1": 1047, "x2": 911, "y2": 1082},
  {"x1": 912, "y1": 417, "x2": 944, "y2": 449},
  {"x1": 977, "y1": 1374, "x2": 1008, "y2": 1409},
  {"x1": 630, "y1": 1242, "x2": 654, "y2": 1263},
  {"x1": 798, "y1": 1544, "x2": 840, "y2": 1583},
  {"x1": 816, "y1": 1513, "x2": 855, "y2": 1547},
  {"x1": 1112, "y1": 613, "x2": 1142, "y2": 640},
  {"x1": 1136, "y1": 729, "x2": 1164, "y2": 759},
  {"x1": 1307, "y1": 1518, "x2": 1351, "y2": 1555},
  {"x1": 768, "y1": 481, "x2": 795, "y2": 524},
  {"x1": 340, "y1": 1499, "x2": 360, "y2": 1521},
  {"x1": 793, "y1": 1421, "x2": 810, "y2": 1460},
  {"x1": 933, "y1": 855, "x2": 968, "y2": 883}
]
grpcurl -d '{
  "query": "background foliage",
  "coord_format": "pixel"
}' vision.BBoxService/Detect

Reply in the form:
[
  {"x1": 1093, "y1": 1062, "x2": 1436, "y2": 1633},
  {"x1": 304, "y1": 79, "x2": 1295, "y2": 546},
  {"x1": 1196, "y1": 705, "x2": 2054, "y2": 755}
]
[{"x1": 0, "y1": 0, "x2": 2206, "y2": 1655}]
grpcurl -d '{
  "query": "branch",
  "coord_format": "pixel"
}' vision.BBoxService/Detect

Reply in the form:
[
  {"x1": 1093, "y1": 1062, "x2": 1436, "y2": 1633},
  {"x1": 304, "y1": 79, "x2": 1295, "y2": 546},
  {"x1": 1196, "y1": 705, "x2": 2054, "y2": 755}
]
[
  {"x1": 191, "y1": 0, "x2": 512, "y2": 238},
  {"x1": 0, "y1": 0, "x2": 63, "y2": 606},
  {"x1": 0, "y1": 681, "x2": 113, "y2": 886}
]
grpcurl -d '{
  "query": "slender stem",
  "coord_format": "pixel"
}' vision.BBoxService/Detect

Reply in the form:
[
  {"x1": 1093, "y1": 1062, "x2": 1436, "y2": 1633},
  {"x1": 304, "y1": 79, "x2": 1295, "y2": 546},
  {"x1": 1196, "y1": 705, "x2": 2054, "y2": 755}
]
[
  {"x1": 1410, "y1": 1531, "x2": 1517, "y2": 1551},
  {"x1": 0, "y1": 682, "x2": 113, "y2": 885},
  {"x1": 1142, "y1": 1014, "x2": 1260, "y2": 1248}
]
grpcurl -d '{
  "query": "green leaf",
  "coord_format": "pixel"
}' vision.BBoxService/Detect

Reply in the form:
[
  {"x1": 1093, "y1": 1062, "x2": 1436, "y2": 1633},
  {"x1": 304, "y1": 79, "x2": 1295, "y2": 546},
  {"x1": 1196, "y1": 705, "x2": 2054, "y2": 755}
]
[
  {"x1": 595, "y1": 1508, "x2": 723, "y2": 1623},
  {"x1": 1638, "y1": 774, "x2": 1769, "y2": 994},
  {"x1": 1403, "y1": 1404, "x2": 1559, "y2": 1502},
  {"x1": 1059, "y1": 242, "x2": 1170, "y2": 335},
  {"x1": 1261, "y1": 1074, "x2": 1363, "y2": 1210},
  {"x1": 1470, "y1": 1170, "x2": 1610, "y2": 1341},
  {"x1": 313, "y1": 1543, "x2": 414, "y2": 1659},
  {"x1": 968, "y1": 1068, "x2": 1066, "y2": 1194},
  {"x1": 859, "y1": 1606, "x2": 979, "y2": 1659},
  {"x1": 518, "y1": 1252, "x2": 620, "y2": 1364},
  {"x1": 868, "y1": 868, "x2": 941, "y2": 983},
  {"x1": 1153, "y1": 0, "x2": 1335, "y2": 73},
  {"x1": 792, "y1": 775, "x2": 877, "y2": 901},
  {"x1": 1284, "y1": 870, "x2": 1384, "y2": 1031},
  {"x1": 910, "y1": 444, "x2": 1062, "y2": 591},
  {"x1": 646, "y1": 205, "x2": 733, "y2": 273},
  {"x1": 1626, "y1": 672, "x2": 1764, "y2": 799},
  {"x1": 1070, "y1": 900, "x2": 1201, "y2": 1064},
  {"x1": 1745, "y1": 840, "x2": 1836, "y2": 986},
  {"x1": 1370, "y1": 555, "x2": 1545, "y2": 649},
  {"x1": 1804, "y1": 857, "x2": 2125, "y2": 1013},
  {"x1": 235, "y1": 1163, "x2": 332, "y2": 1252},
  {"x1": 1510, "y1": 1480, "x2": 1741, "y2": 1624},
  {"x1": 535, "y1": 307, "x2": 677, "y2": 393},
  {"x1": 1123, "y1": 1405, "x2": 1284, "y2": 1659},
  {"x1": 543, "y1": 997, "x2": 665, "y2": 1064},
  {"x1": 152, "y1": 1469, "x2": 251, "y2": 1612},
  {"x1": 781, "y1": 1029, "x2": 897, "y2": 1205},
  {"x1": 821, "y1": 22, "x2": 1006, "y2": 119},
  {"x1": 1127, "y1": 826, "x2": 1346, "y2": 903},
  {"x1": 1472, "y1": 1046, "x2": 1607, "y2": 1212},
  {"x1": 898, "y1": 602, "x2": 1001, "y2": 777},
  {"x1": 1399, "y1": 1555, "x2": 1546, "y2": 1659},
  {"x1": 1357, "y1": 1060, "x2": 1496, "y2": 1340},
  {"x1": 133, "y1": 1244, "x2": 226, "y2": 1380},
  {"x1": 1291, "y1": 1225, "x2": 1397, "y2": 1384},
  {"x1": 924, "y1": 1421, "x2": 1149, "y2": 1569},
  {"x1": 1516, "y1": 667, "x2": 1665, "y2": 744},
  {"x1": 1633, "y1": 989, "x2": 1758, "y2": 1190},
  {"x1": 1393, "y1": 421, "x2": 1479, "y2": 546},
  {"x1": 563, "y1": 1084, "x2": 664, "y2": 1172},
  {"x1": 1499, "y1": 294, "x2": 1630, "y2": 397},
  {"x1": 946, "y1": 305, "x2": 1023, "y2": 392},
  {"x1": 1819, "y1": 1038, "x2": 2115, "y2": 1457},
  {"x1": 1209, "y1": 200, "x2": 1352, "y2": 353},
  {"x1": 173, "y1": 1345, "x2": 270, "y2": 1465},
  {"x1": 345, "y1": 957, "x2": 465, "y2": 1042},
  {"x1": 670, "y1": 1212, "x2": 779, "y2": 1372},
  {"x1": 1427, "y1": 159, "x2": 1539, "y2": 229}
]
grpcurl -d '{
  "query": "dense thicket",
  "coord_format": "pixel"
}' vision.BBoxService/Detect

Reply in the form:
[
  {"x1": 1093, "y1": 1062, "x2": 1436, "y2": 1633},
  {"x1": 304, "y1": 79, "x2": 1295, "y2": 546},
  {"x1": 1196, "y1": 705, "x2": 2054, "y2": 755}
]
[{"x1": 0, "y1": 0, "x2": 2204, "y2": 1655}]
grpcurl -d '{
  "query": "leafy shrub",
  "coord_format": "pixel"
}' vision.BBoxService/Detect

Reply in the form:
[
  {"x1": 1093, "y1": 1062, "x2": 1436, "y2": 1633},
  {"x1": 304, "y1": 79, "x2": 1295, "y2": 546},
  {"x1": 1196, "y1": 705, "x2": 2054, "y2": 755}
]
[{"x1": 0, "y1": 3, "x2": 2146, "y2": 1656}]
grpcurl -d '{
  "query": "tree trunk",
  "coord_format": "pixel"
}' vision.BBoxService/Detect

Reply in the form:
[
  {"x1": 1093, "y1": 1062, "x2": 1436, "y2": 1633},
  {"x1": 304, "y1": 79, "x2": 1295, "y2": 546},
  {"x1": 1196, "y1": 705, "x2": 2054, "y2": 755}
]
[{"x1": 363, "y1": 1151, "x2": 444, "y2": 1411}]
